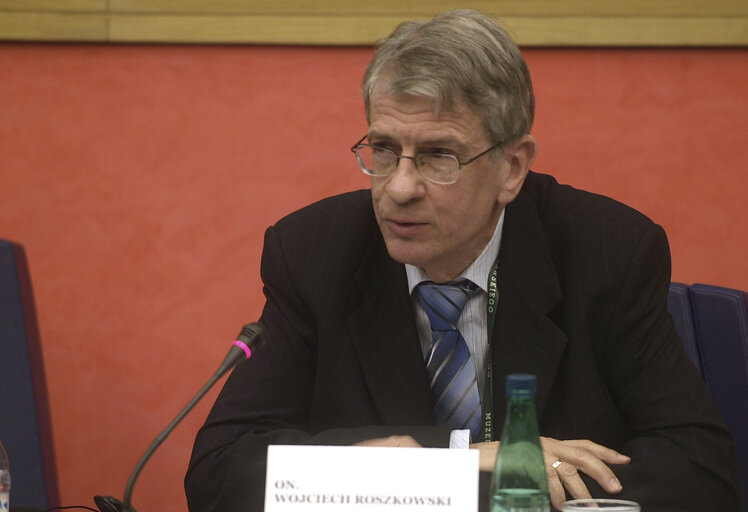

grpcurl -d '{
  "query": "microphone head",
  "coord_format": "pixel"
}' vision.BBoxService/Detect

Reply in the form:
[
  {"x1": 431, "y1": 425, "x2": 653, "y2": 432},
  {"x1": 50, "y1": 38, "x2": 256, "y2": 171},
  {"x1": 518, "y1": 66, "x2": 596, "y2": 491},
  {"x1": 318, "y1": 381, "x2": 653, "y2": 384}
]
[
  {"x1": 236, "y1": 322, "x2": 266, "y2": 352},
  {"x1": 93, "y1": 495, "x2": 127, "y2": 512}
]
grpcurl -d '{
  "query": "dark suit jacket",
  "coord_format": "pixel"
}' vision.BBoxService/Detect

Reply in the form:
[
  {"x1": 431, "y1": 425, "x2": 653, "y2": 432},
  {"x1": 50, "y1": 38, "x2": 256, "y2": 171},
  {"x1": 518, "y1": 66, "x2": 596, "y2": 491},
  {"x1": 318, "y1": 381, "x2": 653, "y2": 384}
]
[{"x1": 185, "y1": 171, "x2": 739, "y2": 511}]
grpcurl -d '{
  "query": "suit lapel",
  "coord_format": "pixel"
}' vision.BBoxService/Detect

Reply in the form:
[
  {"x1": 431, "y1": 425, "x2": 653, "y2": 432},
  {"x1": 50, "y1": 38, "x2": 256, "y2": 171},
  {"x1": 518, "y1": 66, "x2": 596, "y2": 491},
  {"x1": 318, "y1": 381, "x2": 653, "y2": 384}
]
[
  {"x1": 490, "y1": 190, "x2": 568, "y2": 426},
  {"x1": 347, "y1": 230, "x2": 435, "y2": 426}
]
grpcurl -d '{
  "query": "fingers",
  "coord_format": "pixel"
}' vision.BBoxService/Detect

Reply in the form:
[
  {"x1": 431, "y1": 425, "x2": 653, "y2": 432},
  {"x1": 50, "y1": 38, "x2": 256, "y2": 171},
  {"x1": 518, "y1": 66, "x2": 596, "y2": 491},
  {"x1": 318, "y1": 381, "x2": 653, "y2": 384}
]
[
  {"x1": 544, "y1": 450, "x2": 592, "y2": 510},
  {"x1": 469, "y1": 441, "x2": 500, "y2": 471},
  {"x1": 540, "y1": 437, "x2": 630, "y2": 509},
  {"x1": 547, "y1": 438, "x2": 628, "y2": 493},
  {"x1": 354, "y1": 435, "x2": 422, "y2": 447},
  {"x1": 545, "y1": 453, "x2": 567, "y2": 509},
  {"x1": 560, "y1": 439, "x2": 631, "y2": 465}
]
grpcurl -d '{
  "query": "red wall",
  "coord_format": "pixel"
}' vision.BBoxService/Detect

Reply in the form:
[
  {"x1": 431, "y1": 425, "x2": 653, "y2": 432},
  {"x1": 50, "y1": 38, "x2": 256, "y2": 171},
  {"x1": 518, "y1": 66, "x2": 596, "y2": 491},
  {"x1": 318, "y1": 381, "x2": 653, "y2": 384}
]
[{"x1": 1, "y1": 44, "x2": 746, "y2": 511}]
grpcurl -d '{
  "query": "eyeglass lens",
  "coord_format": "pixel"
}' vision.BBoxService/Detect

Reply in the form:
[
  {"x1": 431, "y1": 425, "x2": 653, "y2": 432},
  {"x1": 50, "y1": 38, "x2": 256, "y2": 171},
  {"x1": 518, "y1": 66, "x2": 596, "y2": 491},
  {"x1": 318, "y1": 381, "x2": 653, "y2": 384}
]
[{"x1": 356, "y1": 145, "x2": 460, "y2": 184}]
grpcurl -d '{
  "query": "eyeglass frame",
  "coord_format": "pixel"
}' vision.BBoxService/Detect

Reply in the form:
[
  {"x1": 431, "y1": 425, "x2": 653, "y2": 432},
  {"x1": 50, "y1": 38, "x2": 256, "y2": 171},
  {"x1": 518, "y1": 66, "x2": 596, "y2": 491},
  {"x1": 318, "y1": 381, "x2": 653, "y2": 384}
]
[{"x1": 350, "y1": 134, "x2": 505, "y2": 185}]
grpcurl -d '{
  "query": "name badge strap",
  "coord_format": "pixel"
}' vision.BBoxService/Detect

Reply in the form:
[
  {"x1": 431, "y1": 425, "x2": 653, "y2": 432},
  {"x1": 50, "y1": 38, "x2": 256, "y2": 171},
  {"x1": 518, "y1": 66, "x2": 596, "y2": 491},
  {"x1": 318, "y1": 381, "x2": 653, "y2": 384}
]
[{"x1": 479, "y1": 259, "x2": 499, "y2": 443}]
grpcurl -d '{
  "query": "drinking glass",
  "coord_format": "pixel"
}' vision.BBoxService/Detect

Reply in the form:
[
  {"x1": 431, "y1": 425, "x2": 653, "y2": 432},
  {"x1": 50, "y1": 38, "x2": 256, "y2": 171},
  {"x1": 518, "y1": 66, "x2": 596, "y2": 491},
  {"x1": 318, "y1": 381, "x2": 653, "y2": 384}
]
[{"x1": 562, "y1": 498, "x2": 640, "y2": 511}]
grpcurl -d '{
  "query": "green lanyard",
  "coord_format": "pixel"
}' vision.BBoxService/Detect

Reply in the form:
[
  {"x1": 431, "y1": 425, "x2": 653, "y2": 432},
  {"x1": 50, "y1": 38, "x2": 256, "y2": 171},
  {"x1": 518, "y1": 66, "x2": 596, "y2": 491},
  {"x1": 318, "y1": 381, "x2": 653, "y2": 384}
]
[{"x1": 478, "y1": 258, "x2": 499, "y2": 443}]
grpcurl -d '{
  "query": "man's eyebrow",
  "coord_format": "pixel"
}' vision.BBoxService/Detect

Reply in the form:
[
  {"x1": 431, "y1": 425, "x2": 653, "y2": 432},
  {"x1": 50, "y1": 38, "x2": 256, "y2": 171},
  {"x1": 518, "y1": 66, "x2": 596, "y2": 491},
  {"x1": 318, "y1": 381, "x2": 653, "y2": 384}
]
[
  {"x1": 365, "y1": 130, "x2": 391, "y2": 142},
  {"x1": 421, "y1": 137, "x2": 466, "y2": 148},
  {"x1": 366, "y1": 132, "x2": 469, "y2": 151}
]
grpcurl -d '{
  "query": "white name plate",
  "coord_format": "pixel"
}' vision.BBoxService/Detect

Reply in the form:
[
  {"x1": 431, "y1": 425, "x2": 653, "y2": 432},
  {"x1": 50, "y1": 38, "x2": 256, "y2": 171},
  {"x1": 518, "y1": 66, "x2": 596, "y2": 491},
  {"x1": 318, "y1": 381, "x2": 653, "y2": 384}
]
[{"x1": 265, "y1": 445, "x2": 479, "y2": 511}]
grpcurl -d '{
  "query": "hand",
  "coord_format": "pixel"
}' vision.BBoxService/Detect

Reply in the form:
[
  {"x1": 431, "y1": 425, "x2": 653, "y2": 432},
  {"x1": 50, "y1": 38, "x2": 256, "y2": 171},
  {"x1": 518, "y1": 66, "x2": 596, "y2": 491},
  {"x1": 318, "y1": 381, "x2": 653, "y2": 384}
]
[
  {"x1": 540, "y1": 437, "x2": 630, "y2": 510},
  {"x1": 470, "y1": 441, "x2": 501, "y2": 471},
  {"x1": 471, "y1": 438, "x2": 630, "y2": 510},
  {"x1": 354, "y1": 435, "x2": 422, "y2": 447}
]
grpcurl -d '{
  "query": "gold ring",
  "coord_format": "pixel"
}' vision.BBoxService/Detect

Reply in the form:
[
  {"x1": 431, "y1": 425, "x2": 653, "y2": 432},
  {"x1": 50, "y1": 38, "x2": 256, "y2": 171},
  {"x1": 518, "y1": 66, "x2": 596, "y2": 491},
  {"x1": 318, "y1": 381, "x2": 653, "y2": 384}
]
[{"x1": 552, "y1": 459, "x2": 563, "y2": 469}]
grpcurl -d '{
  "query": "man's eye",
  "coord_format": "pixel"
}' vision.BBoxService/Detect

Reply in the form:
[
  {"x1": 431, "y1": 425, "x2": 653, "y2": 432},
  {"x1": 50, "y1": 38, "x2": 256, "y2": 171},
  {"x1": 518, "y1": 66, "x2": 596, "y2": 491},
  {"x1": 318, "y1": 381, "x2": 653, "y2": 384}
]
[
  {"x1": 427, "y1": 150, "x2": 457, "y2": 160},
  {"x1": 426, "y1": 148, "x2": 456, "y2": 156}
]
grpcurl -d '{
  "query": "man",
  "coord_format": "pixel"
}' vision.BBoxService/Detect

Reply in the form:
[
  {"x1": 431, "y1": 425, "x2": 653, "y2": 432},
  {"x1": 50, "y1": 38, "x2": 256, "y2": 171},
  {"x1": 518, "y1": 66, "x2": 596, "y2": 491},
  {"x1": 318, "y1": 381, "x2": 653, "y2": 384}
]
[{"x1": 185, "y1": 9, "x2": 739, "y2": 511}]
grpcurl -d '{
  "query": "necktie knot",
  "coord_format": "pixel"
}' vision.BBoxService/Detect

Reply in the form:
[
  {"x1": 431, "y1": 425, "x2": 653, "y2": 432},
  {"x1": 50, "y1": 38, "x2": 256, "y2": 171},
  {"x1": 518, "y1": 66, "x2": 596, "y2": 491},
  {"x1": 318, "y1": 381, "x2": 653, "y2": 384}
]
[{"x1": 414, "y1": 279, "x2": 479, "y2": 332}]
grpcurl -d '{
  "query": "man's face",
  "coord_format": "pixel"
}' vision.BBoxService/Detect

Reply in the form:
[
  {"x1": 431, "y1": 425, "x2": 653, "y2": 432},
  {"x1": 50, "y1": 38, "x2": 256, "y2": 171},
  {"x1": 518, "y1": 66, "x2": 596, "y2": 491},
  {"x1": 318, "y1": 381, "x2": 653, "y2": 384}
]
[{"x1": 369, "y1": 91, "x2": 518, "y2": 283}]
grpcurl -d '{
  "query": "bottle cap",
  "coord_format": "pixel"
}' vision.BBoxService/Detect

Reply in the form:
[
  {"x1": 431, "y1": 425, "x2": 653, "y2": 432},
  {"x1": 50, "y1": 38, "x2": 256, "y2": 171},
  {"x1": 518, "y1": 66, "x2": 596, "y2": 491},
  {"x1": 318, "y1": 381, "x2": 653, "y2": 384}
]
[{"x1": 506, "y1": 373, "x2": 537, "y2": 397}]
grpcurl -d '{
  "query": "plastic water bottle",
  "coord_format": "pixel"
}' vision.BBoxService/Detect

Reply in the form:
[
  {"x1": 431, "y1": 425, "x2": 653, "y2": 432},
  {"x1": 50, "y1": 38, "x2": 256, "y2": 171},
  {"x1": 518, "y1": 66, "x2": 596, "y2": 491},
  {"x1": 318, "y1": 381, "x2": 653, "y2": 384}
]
[
  {"x1": 0, "y1": 440, "x2": 10, "y2": 511},
  {"x1": 490, "y1": 374, "x2": 550, "y2": 512}
]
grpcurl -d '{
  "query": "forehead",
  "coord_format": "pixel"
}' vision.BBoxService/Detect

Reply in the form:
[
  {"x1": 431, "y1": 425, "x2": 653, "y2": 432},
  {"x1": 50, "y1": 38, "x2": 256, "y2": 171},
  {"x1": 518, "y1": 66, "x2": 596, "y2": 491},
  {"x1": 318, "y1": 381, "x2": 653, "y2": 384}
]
[{"x1": 368, "y1": 91, "x2": 486, "y2": 144}]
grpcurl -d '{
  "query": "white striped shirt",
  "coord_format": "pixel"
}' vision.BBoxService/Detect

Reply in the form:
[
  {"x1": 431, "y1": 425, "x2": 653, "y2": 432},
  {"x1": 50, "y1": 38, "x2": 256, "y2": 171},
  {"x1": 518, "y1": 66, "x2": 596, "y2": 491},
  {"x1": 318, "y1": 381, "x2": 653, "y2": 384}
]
[{"x1": 406, "y1": 209, "x2": 505, "y2": 399}]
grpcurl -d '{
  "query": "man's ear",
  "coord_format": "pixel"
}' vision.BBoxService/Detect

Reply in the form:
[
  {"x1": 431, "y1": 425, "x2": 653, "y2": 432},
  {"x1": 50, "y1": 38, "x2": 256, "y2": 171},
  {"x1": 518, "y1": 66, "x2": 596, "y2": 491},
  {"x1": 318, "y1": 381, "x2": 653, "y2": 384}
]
[{"x1": 497, "y1": 134, "x2": 537, "y2": 204}]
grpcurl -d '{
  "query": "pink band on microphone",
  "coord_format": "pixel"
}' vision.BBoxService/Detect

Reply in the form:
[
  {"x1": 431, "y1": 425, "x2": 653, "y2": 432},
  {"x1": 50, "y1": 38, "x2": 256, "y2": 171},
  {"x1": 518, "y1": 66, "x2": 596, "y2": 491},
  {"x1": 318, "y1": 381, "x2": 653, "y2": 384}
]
[{"x1": 233, "y1": 340, "x2": 252, "y2": 359}]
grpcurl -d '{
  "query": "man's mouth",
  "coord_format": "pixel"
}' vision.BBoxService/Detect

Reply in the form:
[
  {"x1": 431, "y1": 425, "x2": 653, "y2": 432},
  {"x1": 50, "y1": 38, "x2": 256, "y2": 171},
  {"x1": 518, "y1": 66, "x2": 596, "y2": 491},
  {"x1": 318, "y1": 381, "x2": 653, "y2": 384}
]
[{"x1": 385, "y1": 218, "x2": 427, "y2": 236}]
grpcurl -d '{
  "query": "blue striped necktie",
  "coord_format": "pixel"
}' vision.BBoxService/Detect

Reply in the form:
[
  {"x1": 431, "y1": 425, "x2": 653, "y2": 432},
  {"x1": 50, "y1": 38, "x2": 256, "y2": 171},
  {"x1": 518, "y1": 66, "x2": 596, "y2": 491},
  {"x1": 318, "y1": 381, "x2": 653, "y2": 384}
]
[{"x1": 415, "y1": 279, "x2": 482, "y2": 439}]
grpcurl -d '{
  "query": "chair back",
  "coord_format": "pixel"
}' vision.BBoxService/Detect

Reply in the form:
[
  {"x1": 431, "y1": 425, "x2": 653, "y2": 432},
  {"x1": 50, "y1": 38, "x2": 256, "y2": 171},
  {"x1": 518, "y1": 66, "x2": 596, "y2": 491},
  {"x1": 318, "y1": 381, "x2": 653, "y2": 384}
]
[
  {"x1": 0, "y1": 239, "x2": 58, "y2": 508},
  {"x1": 668, "y1": 282, "x2": 748, "y2": 512},
  {"x1": 689, "y1": 284, "x2": 748, "y2": 511},
  {"x1": 667, "y1": 282, "x2": 703, "y2": 374}
]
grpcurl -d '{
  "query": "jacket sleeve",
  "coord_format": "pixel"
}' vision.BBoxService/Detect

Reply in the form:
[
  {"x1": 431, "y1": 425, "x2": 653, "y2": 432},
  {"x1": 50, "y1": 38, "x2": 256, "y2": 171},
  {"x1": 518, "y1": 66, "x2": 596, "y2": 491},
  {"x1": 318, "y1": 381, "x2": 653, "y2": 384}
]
[{"x1": 583, "y1": 223, "x2": 740, "y2": 511}]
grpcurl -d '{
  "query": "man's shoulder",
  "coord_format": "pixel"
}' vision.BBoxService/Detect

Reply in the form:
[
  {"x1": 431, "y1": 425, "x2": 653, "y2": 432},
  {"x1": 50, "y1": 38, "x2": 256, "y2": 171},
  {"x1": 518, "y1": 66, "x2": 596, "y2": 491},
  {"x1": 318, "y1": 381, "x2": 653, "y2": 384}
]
[
  {"x1": 522, "y1": 171, "x2": 656, "y2": 231},
  {"x1": 273, "y1": 189, "x2": 373, "y2": 230},
  {"x1": 267, "y1": 190, "x2": 379, "y2": 259},
  {"x1": 516, "y1": 171, "x2": 667, "y2": 277}
]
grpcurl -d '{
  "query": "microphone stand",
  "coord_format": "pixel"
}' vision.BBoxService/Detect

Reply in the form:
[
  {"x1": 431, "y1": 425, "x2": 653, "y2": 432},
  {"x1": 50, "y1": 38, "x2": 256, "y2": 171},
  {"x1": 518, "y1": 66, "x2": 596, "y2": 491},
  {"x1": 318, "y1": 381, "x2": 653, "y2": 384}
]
[{"x1": 94, "y1": 323, "x2": 265, "y2": 512}]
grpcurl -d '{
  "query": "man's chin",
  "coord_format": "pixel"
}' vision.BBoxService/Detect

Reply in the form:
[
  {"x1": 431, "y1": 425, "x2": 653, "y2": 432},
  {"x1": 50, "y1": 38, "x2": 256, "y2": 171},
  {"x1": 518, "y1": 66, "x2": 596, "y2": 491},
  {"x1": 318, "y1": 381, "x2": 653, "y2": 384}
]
[{"x1": 382, "y1": 240, "x2": 429, "y2": 269}]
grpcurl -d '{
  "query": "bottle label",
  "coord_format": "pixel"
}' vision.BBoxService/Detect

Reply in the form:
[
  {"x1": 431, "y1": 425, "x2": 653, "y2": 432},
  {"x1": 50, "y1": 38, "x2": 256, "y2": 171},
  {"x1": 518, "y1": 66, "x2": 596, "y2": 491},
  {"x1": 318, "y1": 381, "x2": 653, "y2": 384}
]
[{"x1": 0, "y1": 491, "x2": 8, "y2": 511}]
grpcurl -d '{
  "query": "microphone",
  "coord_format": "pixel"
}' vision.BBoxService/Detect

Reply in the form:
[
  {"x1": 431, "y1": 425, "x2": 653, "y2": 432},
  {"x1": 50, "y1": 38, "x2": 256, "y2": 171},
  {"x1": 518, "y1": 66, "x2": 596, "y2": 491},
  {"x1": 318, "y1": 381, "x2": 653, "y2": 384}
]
[{"x1": 94, "y1": 322, "x2": 266, "y2": 512}]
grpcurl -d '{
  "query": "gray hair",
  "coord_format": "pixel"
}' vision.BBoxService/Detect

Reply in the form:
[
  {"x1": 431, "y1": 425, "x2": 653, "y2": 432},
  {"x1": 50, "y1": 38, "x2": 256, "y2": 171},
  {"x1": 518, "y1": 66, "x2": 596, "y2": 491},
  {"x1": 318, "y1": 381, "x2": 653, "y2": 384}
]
[{"x1": 362, "y1": 9, "x2": 534, "y2": 144}]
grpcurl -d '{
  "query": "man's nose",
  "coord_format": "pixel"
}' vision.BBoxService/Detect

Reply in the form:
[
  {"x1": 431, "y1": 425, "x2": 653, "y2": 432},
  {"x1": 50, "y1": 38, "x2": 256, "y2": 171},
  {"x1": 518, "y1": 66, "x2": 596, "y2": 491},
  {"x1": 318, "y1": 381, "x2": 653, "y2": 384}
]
[{"x1": 384, "y1": 156, "x2": 426, "y2": 203}]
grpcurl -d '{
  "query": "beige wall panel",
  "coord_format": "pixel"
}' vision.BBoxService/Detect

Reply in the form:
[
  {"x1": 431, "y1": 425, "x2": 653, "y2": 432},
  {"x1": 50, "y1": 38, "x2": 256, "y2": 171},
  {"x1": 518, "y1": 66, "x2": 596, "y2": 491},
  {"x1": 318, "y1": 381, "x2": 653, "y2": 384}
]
[
  {"x1": 508, "y1": 16, "x2": 748, "y2": 46},
  {"x1": 0, "y1": 12, "x2": 107, "y2": 40},
  {"x1": 0, "y1": 0, "x2": 105, "y2": 10},
  {"x1": 107, "y1": 0, "x2": 747, "y2": 17},
  {"x1": 105, "y1": 14, "x2": 748, "y2": 46},
  {"x1": 108, "y1": 14, "x2": 404, "y2": 45},
  {"x1": 1, "y1": 1, "x2": 747, "y2": 44}
]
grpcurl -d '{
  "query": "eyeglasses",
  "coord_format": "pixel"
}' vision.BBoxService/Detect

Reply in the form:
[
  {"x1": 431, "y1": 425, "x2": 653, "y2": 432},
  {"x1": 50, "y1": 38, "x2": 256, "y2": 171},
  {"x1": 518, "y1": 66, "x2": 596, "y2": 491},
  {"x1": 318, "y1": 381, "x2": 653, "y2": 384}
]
[{"x1": 350, "y1": 135, "x2": 504, "y2": 185}]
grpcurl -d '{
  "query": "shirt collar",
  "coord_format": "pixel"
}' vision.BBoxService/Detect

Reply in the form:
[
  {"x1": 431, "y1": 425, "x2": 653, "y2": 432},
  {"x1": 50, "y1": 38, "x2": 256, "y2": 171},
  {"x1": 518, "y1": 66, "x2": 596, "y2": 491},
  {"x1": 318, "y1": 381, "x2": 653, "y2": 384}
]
[{"x1": 406, "y1": 209, "x2": 505, "y2": 294}]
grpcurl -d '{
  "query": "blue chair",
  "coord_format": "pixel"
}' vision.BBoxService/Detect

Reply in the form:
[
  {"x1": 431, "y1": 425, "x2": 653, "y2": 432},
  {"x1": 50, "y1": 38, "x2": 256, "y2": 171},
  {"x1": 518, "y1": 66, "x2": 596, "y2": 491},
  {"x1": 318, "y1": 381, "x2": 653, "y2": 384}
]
[
  {"x1": 668, "y1": 282, "x2": 748, "y2": 512},
  {"x1": 0, "y1": 239, "x2": 58, "y2": 509},
  {"x1": 667, "y1": 282, "x2": 703, "y2": 374},
  {"x1": 689, "y1": 284, "x2": 748, "y2": 511}
]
